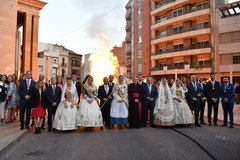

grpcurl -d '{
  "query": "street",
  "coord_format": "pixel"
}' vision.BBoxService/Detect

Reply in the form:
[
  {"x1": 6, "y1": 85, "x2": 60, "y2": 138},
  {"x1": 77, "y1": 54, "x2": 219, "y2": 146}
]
[{"x1": 1, "y1": 125, "x2": 239, "y2": 160}]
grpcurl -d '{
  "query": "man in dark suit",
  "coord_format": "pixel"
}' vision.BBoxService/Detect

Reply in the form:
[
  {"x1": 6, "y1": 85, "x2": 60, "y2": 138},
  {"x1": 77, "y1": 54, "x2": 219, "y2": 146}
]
[
  {"x1": 108, "y1": 75, "x2": 115, "y2": 89},
  {"x1": 46, "y1": 77, "x2": 62, "y2": 132},
  {"x1": 205, "y1": 73, "x2": 220, "y2": 126},
  {"x1": 137, "y1": 76, "x2": 146, "y2": 86},
  {"x1": 142, "y1": 77, "x2": 158, "y2": 127},
  {"x1": 220, "y1": 77, "x2": 235, "y2": 128},
  {"x1": 199, "y1": 76, "x2": 207, "y2": 125},
  {"x1": 187, "y1": 75, "x2": 203, "y2": 127},
  {"x1": 98, "y1": 77, "x2": 113, "y2": 129},
  {"x1": 72, "y1": 74, "x2": 81, "y2": 99},
  {"x1": 18, "y1": 71, "x2": 36, "y2": 130}
]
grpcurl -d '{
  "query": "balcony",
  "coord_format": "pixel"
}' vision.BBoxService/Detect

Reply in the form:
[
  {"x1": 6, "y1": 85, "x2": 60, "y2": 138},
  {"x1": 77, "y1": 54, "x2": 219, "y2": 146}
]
[
  {"x1": 152, "y1": 24, "x2": 210, "y2": 44},
  {"x1": 152, "y1": 0, "x2": 190, "y2": 15},
  {"x1": 152, "y1": 0, "x2": 176, "y2": 11},
  {"x1": 125, "y1": 46, "x2": 131, "y2": 55},
  {"x1": 61, "y1": 63, "x2": 67, "y2": 67},
  {"x1": 125, "y1": 59, "x2": 131, "y2": 66},
  {"x1": 125, "y1": 10, "x2": 131, "y2": 20},
  {"x1": 125, "y1": 33, "x2": 131, "y2": 43},
  {"x1": 151, "y1": 65, "x2": 211, "y2": 75},
  {"x1": 152, "y1": 8, "x2": 210, "y2": 30},
  {"x1": 125, "y1": 22, "x2": 131, "y2": 31},
  {"x1": 151, "y1": 44, "x2": 211, "y2": 60}
]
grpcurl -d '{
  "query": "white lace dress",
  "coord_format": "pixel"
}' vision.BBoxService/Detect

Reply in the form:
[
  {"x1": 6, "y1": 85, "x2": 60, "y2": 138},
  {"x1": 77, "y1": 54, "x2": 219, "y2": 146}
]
[
  {"x1": 77, "y1": 85, "x2": 103, "y2": 127},
  {"x1": 53, "y1": 85, "x2": 79, "y2": 130}
]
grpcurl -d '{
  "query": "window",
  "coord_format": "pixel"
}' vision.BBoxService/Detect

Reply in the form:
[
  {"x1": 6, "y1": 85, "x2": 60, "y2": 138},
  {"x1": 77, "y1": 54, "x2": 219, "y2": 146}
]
[
  {"x1": 62, "y1": 58, "x2": 65, "y2": 65},
  {"x1": 233, "y1": 56, "x2": 240, "y2": 64},
  {"x1": 174, "y1": 44, "x2": 184, "y2": 51},
  {"x1": 72, "y1": 60, "x2": 81, "y2": 67},
  {"x1": 197, "y1": 41, "x2": 210, "y2": 48},
  {"x1": 38, "y1": 66, "x2": 43, "y2": 72},
  {"x1": 62, "y1": 69, "x2": 65, "y2": 77},
  {"x1": 174, "y1": 62, "x2": 184, "y2": 69},
  {"x1": 173, "y1": 26, "x2": 183, "y2": 34},
  {"x1": 196, "y1": 2, "x2": 209, "y2": 10},
  {"x1": 172, "y1": 8, "x2": 183, "y2": 17},
  {"x1": 38, "y1": 52, "x2": 44, "y2": 58},
  {"x1": 199, "y1": 60, "x2": 210, "y2": 67}
]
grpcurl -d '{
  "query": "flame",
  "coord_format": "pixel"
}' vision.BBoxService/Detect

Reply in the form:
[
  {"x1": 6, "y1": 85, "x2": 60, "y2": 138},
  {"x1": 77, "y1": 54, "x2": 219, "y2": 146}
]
[{"x1": 89, "y1": 33, "x2": 119, "y2": 87}]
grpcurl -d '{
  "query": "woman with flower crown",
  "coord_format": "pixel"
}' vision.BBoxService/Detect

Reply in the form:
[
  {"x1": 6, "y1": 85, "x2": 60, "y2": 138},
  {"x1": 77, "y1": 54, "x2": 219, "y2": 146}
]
[
  {"x1": 53, "y1": 77, "x2": 79, "y2": 131},
  {"x1": 110, "y1": 75, "x2": 128, "y2": 129}
]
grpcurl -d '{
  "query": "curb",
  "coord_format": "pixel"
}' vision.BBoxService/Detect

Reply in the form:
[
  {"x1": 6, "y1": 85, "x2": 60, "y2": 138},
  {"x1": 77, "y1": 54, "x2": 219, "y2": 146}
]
[{"x1": 0, "y1": 127, "x2": 34, "y2": 158}]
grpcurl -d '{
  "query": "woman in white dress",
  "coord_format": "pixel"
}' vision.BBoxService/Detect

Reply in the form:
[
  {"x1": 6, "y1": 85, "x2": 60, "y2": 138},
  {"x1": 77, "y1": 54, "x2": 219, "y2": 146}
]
[
  {"x1": 53, "y1": 78, "x2": 79, "y2": 131},
  {"x1": 154, "y1": 78, "x2": 175, "y2": 126},
  {"x1": 110, "y1": 75, "x2": 128, "y2": 129},
  {"x1": 77, "y1": 75, "x2": 103, "y2": 128},
  {"x1": 171, "y1": 79, "x2": 194, "y2": 125}
]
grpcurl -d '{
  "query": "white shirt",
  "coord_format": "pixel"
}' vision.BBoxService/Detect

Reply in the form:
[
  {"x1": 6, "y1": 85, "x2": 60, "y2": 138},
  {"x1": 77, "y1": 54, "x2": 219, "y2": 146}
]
[
  {"x1": 26, "y1": 79, "x2": 31, "y2": 90},
  {"x1": 104, "y1": 84, "x2": 109, "y2": 94},
  {"x1": 148, "y1": 84, "x2": 152, "y2": 93}
]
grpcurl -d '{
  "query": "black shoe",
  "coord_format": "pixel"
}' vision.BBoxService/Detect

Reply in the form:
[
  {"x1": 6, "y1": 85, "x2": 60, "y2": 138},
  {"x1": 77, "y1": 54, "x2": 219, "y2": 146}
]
[
  {"x1": 200, "y1": 122, "x2": 206, "y2": 125},
  {"x1": 48, "y1": 128, "x2": 52, "y2": 132},
  {"x1": 38, "y1": 127, "x2": 41, "y2": 134},
  {"x1": 26, "y1": 126, "x2": 30, "y2": 130},
  {"x1": 20, "y1": 127, "x2": 24, "y2": 130},
  {"x1": 229, "y1": 124, "x2": 234, "y2": 128},
  {"x1": 221, "y1": 124, "x2": 227, "y2": 127},
  {"x1": 35, "y1": 128, "x2": 38, "y2": 134},
  {"x1": 106, "y1": 125, "x2": 112, "y2": 129},
  {"x1": 195, "y1": 124, "x2": 201, "y2": 127},
  {"x1": 41, "y1": 126, "x2": 45, "y2": 130},
  {"x1": 213, "y1": 123, "x2": 218, "y2": 126}
]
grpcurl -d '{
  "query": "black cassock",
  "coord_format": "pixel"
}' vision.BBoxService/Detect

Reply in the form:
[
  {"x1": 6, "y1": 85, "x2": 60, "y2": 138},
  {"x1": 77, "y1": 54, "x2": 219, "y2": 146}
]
[{"x1": 128, "y1": 83, "x2": 143, "y2": 128}]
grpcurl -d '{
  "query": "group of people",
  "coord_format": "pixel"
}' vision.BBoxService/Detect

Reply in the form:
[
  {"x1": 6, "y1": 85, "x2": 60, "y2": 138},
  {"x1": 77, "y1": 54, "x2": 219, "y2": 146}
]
[{"x1": 0, "y1": 71, "x2": 235, "y2": 135}]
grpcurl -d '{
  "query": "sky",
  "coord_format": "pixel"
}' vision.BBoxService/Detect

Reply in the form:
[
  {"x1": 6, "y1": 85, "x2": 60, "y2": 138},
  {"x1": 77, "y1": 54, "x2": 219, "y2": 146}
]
[{"x1": 38, "y1": 0, "x2": 129, "y2": 55}]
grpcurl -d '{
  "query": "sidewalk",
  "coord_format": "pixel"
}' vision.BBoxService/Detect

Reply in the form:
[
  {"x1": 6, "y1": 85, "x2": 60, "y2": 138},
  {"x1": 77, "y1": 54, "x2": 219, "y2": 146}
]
[
  {"x1": 204, "y1": 103, "x2": 240, "y2": 125},
  {"x1": 0, "y1": 117, "x2": 29, "y2": 154}
]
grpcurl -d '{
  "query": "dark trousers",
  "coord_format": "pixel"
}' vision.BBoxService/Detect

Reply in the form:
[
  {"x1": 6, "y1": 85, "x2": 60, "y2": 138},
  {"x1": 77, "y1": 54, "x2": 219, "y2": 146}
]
[
  {"x1": 48, "y1": 106, "x2": 57, "y2": 129},
  {"x1": 193, "y1": 101, "x2": 201, "y2": 125},
  {"x1": 222, "y1": 101, "x2": 234, "y2": 125},
  {"x1": 207, "y1": 100, "x2": 219, "y2": 123},
  {"x1": 200, "y1": 100, "x2": 206, "y2": 123},
  {"x1": 101, "y1": 102, "x2": 111, "y2": 126},
  {"x1": 142, "y1": 101, "x2": 155, "y2": 125},
  {"x1": 20, "y1": 100, "x2": 31, "y2": 128}
]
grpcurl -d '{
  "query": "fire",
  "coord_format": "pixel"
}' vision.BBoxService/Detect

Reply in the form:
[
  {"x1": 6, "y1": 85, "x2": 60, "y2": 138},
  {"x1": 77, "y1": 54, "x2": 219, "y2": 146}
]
[{"x1": 89, "y1": 33, "x2": 119, "y2": 87}]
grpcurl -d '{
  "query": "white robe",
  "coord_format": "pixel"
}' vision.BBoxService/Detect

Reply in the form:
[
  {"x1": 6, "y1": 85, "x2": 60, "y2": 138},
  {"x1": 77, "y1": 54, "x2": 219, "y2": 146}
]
[
  {"x1": 77, "y1": 85, "x2": 103, "y2": 127},
  {"x1": 53, "y1": 84, "x2": 79, "y2": 130},
  {"x1": 110, "y1": 84, "x2": 128, "y2": 119}
]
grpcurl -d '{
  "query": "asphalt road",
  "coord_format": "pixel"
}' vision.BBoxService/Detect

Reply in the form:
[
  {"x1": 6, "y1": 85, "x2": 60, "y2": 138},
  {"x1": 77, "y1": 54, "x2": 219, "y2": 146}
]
[{"x1": 0, "y1": 125, "x2": 239, "y2": 160}]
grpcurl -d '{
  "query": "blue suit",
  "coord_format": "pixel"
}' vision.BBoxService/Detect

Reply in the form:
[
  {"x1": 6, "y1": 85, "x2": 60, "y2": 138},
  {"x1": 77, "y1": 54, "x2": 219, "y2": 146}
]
[
  {"x1": 18, "y1": 79, "x2": 36, "y2": 128},
  {"x1": 142, "y1": 84, "x2": 158, "y2": 125},
  {"x1": 220, "y1": 83, "x2": 235, "y2": 125}
]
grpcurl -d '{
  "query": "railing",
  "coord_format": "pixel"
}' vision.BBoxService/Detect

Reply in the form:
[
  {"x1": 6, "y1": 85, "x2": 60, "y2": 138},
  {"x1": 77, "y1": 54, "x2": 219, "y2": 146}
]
[
  {"x1": 152, "y1": 0, "x2": 176, "y2": 11},
  {"x1": 151, "y1": 64, "x2": 210, "y2": 71},
  {"x1": 152, "y1": 4, "x2": 209, "y2": 25},
  {"x1": 152, "y1": 24, "x2": 210, "y2": 40},
  {"x1": 125, "y1": 23, "x2": 131, "y2": 30},
  {"x1": 125, "y1": 46, "x2": 131, "y2": 53},
  {"x1": 152, "y1": 43, "x2": 210, "y2": 55},
  {"x1": 125, "y1": 10, "x2": 131, "y2": 19}
]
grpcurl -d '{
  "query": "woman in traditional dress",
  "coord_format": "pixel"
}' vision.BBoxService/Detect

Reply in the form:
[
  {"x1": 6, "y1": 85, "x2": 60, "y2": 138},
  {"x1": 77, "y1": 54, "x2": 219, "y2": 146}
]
[
  {"x1": 154, "y1": 78, "x2": 175, "y2": 126},
  {"x1": 171, "y1": 79, "x2": 194, "y2": 125},
  {"x1": 31, "y1": 80, "x2": 46, "y2": 134},
  {"x1": 128, "y1": 77, "x2": 143, "y2": 128},
  {"x1": 77, "y1": 75, "x2": 103, "y2": 128},
  {"x1": 53, "y1": 77, "x2": 79, "y2": 131},
  {"x1": 57, "y1": 76, "x2": 64, "y2": 90},
  {"x1": 110, "y1": 75, "x2": 128, "y2": 129}
]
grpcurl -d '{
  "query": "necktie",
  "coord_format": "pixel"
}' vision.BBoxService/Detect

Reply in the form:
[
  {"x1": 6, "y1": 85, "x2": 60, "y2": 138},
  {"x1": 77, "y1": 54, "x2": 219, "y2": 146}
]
[
  {"x1": 53, "y1": 85, "x2": 56, "y2": 95},
  {"x1": 27, "y1": 79, "x2": 30, "y2": 90}
]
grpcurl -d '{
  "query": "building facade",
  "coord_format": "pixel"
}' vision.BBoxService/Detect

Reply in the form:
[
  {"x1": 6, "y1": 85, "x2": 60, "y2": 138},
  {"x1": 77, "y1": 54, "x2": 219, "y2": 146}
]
[
  {"x1": 38, "y1": 42, "x2": 82, "y2": 83},
  {"x1": 125, "y1": 0, "x2": 240, "y2": 82},
  {"x1": 125, "y1": 0, "x2": 151, "y2": 77},
  {"x1": 0, "y1": 0, "x2": 46, "y2": 79}
]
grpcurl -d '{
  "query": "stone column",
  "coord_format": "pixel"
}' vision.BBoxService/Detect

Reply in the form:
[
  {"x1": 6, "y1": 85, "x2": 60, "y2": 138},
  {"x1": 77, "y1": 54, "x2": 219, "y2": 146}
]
[
  {"x1": 22, "y1": 13, "x2": 32, "y2": 73},
  {"x1": 31, "y1": 15, "x2": 39, "y2": 79},
  {"x1": 0, "y1": 0, "x2": 17, "y2": 74}
]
